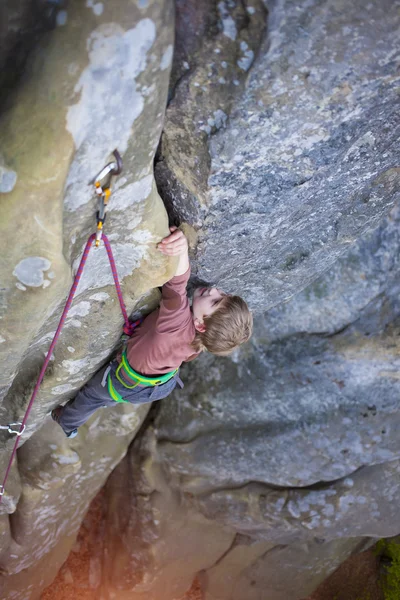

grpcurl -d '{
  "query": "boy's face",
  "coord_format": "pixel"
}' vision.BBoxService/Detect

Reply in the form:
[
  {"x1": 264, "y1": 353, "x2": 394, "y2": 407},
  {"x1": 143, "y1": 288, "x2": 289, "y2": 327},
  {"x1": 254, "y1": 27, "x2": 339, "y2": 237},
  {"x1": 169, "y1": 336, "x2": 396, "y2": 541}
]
[{"x1": 192, "y1": 287, "x2": 226, "y2": 332}]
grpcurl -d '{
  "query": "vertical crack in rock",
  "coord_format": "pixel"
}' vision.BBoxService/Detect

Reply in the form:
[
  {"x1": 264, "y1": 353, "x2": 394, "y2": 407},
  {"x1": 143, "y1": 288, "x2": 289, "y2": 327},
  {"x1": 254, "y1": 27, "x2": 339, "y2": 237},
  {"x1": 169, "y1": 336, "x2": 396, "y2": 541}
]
[
  {"x1": 154, "y1": 0, "x2": 268, "y2": 228},
  {"x1": 2, "y1": 0, "x2": 400, "y2": 599}
]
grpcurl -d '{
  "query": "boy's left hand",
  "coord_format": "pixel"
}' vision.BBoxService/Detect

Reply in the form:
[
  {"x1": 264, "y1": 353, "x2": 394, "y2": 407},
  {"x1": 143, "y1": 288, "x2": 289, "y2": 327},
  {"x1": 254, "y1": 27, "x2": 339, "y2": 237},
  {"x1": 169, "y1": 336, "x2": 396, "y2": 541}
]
[{"x1": 157, "y1": 227, "x2": 188, "y2": 256}]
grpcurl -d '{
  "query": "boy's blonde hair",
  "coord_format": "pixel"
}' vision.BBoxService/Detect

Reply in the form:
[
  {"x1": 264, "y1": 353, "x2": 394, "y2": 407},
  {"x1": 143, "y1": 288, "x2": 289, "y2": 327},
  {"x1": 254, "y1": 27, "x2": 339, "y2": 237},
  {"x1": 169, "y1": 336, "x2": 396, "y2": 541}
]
[{"x1": 192, "y1": 295, "x2": 253, "y2": 356}]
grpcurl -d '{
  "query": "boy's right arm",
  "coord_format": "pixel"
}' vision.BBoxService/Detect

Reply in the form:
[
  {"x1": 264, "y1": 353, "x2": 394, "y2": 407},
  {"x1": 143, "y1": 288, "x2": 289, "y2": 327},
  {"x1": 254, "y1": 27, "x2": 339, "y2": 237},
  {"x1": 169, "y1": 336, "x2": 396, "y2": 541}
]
[{"x1": 156, "y1": 227, "x2": 191, "y2": 333}]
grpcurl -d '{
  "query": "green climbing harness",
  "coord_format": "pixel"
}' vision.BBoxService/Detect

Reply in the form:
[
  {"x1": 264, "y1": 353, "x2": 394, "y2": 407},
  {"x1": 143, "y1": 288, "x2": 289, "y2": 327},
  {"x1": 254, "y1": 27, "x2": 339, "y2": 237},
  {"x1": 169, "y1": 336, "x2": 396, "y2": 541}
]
[{"x1": 107, "y1": 349, "x2": 178, "y2": 403}]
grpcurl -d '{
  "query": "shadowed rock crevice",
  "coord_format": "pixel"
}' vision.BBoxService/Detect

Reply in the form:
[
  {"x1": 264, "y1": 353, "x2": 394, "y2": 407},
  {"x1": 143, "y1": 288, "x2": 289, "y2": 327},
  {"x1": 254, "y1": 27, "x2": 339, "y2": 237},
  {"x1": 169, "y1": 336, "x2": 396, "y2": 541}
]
[
  {"x1": 154, "y1": 0, "x2": 268, "y2": 228},
  {"x1": 0, "y1": 0, "x2": 69, "y2": 110}
]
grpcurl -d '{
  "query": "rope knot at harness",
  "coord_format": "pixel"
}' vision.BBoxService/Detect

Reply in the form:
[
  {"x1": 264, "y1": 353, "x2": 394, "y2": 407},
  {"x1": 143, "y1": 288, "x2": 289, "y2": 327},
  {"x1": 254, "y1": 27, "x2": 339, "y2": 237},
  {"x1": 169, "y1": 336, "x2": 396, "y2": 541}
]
[
  {"x1": 122, "y1": 318, "x2": 143, "y2": 336},
  {"x1": 0, "y1": 150, "x2": 128, "y2": 504}
]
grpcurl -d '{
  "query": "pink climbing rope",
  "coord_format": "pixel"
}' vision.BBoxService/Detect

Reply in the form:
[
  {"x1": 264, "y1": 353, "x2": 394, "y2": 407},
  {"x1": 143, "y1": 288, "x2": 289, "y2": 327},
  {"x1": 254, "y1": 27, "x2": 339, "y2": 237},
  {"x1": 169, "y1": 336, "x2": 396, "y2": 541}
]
[{"x1": 0, "y1": 233, "x2": 131, "y2": 503}]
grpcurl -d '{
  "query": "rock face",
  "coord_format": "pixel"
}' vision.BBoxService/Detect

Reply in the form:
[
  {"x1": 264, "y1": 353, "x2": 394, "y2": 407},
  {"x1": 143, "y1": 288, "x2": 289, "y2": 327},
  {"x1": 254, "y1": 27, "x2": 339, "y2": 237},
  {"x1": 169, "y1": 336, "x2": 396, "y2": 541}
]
[
  {"x1": 0, "y1": 1, "x2": 175, "y2": 598},
  {"x1": 0, "y1": 0, "x2": 56, "y2": 107},
  {"x1": 157, "y1": 0, "x2": 400, "y2": 311},
  {"x1": 70, "y1": 1, "x2": 399, "y2": 599},
  {"x1": 1, "y1": 0, "x2": 400, "y2": 599},
  {"x1": 85, "y1": 191, "x2": 400, "y2": 598}
]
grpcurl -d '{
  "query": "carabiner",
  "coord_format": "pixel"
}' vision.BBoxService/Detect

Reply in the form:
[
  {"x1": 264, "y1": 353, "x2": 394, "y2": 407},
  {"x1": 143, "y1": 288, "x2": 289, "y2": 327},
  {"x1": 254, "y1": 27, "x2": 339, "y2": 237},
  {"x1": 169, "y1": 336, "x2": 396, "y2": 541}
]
[
  {"x1": 93, "y1": 149, "x2": 123, "y2": 191},
  {"x1": 91, "y1": 149, "x2": 123, "y2": 247},
  {"x1": 7, "y1": 422, "x2": 26, "y2": 436}
]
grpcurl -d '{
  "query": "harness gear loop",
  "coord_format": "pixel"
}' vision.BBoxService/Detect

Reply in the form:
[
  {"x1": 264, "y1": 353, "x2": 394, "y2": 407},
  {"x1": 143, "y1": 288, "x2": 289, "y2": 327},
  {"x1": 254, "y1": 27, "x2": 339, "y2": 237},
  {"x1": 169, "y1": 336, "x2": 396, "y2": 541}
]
[
  {"x1": 0, "y1": 150, "x2": 130, "y2": 504},
  {"x1": 92, "y1": 149, "x2": 123, "y2": 247}
]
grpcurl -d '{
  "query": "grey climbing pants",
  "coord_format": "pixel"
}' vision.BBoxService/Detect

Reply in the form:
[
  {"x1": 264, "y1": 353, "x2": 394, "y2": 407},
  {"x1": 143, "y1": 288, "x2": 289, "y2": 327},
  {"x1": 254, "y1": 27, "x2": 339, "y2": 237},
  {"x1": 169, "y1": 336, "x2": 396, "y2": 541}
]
[{"x1": 58, "y1": 360, "x2": 180, "y2": 432}]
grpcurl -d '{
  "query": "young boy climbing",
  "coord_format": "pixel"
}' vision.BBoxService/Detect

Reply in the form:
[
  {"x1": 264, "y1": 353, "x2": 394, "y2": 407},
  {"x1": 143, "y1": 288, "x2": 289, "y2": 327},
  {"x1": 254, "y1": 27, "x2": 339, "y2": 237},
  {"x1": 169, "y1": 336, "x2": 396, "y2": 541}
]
[{"x1": 52, "y1": 226, "x2": 253, "y2": 438}]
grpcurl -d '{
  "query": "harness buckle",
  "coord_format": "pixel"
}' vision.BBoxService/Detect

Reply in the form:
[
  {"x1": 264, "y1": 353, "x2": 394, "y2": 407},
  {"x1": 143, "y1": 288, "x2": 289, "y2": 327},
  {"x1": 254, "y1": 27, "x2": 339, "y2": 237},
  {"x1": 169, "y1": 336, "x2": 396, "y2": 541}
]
[{"x1": 91, "y1": 149, "x2": 123, "y2": 247}]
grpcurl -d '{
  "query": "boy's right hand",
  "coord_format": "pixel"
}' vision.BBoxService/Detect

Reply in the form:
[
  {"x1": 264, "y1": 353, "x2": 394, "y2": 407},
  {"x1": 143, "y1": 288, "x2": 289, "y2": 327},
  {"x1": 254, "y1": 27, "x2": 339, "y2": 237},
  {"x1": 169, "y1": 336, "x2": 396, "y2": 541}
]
[
  {"x1": 157, "y1": 226, "x2": 189, "y2": 276},
  {"x1": 157, "y1": 226, "x2": 188, "y2": 256}
]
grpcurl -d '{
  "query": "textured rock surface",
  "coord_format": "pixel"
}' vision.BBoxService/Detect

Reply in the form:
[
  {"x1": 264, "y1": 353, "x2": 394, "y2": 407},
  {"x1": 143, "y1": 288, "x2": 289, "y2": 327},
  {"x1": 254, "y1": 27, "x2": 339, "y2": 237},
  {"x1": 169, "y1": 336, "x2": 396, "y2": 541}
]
[
  {"x1": 0, "y1": 0, "x2": 55, "y2": 106},
  {"x1": 129, "y1": 206, "x2": 400, "y2": 600},
  {"x1": 41, "y1": 0, "x2": 400, "y2": 597},
  {"x1": 1, "y1": 0, "x2": 400, "y2": 599},
  {"x1": 155, "y1": 0, "x2": 268, "y2": 227},
  {"x1": 157, "y1": 209, "x2": 400, "y2": 491},
  {"x1": 156, "y1": 0, "x2": 400, "y2": 311},
  {"x1": 0, "y1": 408, "x2": 148, "y2": 599},
  {"x1": 0, "y1": 0, "x2": 175, "y2": 598}
]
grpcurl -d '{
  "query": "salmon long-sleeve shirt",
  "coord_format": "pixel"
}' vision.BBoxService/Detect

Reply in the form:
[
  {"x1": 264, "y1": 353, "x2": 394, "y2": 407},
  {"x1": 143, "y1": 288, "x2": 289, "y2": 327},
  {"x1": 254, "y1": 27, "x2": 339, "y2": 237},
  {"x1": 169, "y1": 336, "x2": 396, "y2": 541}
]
[{"x1": 124, "y1": 267, "x2": 199, "y2": 375}]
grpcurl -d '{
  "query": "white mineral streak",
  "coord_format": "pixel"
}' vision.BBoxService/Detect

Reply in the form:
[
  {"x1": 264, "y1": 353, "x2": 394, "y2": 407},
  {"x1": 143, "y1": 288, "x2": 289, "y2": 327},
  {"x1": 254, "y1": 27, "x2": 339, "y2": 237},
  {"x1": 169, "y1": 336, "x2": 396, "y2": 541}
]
[
  {"x1": 51, "y1": 384, "x2": 75, "y2": 395},
  {"x1": 160, "y1": 45, "x2": 173, "y2": 70},
  {"x1": 86, "y1": 1, "x2": 104, "y2": 16},
  {"x1": 51, "y1": 451, "x2": 80, "y2": 465},
  {"x1": 217, "y1": 2, "x2": 237, "y2": 41},
  {"x1": 74, "y1": 241, "x2": 148, "y2": 294},
  {"x1": 89, "y1": 292, "x2": 110, "y2": 301},
  {"x1": 108, "y1": 175, "x2": 153, "y2": 211},
  {"x1": 65, "y1": 19, "x2": 156, "y2": 211},
  {"x1": 200, "y1": 109, "x2": 228, "y2": 135},
  {"x1": 56, "y1": 10, "x2": 68, "y2": 26},
  {"x1": 0, "y1": 163, "x2": 17, "y2": 192},
  {"x1": 66, "y1": 301, "x2": 91, "y2": 319},
  {"x1": 237, "y1": 41, "x2": 254, "y2": 71},
  {"x1": 61, "y1": 350, "x2": 110, "y2": 376}
]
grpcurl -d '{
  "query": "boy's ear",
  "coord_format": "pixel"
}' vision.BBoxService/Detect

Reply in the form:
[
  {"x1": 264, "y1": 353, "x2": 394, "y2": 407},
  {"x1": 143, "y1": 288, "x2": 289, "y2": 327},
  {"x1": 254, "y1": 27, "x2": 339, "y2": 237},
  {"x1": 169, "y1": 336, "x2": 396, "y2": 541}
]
[{"x1": 194, "y1": 318, "x2": 206, "y2": 333}]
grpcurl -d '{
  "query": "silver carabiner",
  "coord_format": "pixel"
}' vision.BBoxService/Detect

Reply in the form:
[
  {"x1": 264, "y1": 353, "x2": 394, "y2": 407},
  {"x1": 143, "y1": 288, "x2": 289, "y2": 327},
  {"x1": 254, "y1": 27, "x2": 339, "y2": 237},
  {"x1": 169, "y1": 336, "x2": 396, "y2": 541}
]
[
  {"x1": 91, "y1": 149, "x2": 123, "y2": 248},
  {"x1": 92, "y1": 149, "x2": 123, "y2": 190},
  {"x1": 7, "y1": 422, "x2": 26, "y2": 436}
]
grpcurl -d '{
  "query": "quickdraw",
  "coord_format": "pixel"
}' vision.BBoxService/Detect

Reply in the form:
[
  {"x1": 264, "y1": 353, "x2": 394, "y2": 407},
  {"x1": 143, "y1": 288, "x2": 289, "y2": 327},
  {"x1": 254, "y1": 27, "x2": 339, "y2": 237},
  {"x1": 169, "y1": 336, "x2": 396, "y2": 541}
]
[
  {"x1": 0, "y1": 149, "x2": 131, "y2": 503},
  {"x1": 93, "y1": 149, "x2": 123, "y2": 247}
]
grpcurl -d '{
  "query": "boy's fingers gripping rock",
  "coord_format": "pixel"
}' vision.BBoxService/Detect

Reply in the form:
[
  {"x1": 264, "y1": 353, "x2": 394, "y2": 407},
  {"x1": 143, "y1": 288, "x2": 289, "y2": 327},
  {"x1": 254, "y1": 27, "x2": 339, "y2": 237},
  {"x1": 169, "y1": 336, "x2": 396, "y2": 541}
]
[
  {"x1": 167, "y1": 230, "x2": 185, "y2": 243},
  {"x1": 158, "y1": 231, "x2": 188, "y2": 256},
  {"x1": 159, "y1": 230, "x2": 181, "y2": 245},
  {"x1": 159, "y1": 240, "x2": 186, "y2": 255}
]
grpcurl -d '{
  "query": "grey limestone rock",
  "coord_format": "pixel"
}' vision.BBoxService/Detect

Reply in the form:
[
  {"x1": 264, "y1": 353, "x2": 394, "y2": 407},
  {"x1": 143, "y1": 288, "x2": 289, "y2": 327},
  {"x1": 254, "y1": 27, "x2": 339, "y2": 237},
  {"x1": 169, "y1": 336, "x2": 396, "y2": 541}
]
[
  {"x1": 0, "y1": 1, "x2": 175, "y2": 598},
  {"x1": 92, "y1": 1, "x2": 400, "y2": 597},
  {"x1": 157, "y1": 0, "x2": 400, "y2": 313},
  {"x1": 1, "y1": 0, "x2": 400, "y2": 599}
]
